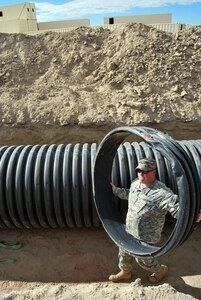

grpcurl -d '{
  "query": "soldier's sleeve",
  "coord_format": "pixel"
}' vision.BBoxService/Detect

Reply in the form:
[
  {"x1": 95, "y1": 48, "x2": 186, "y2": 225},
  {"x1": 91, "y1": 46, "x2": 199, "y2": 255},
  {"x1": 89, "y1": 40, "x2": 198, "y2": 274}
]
[
  {"x1": 159, "y1": 191, "x2": 179, "y2": 219},
  {"x1": 113, "y1": 187, "x2": 129, "y2": 200}
]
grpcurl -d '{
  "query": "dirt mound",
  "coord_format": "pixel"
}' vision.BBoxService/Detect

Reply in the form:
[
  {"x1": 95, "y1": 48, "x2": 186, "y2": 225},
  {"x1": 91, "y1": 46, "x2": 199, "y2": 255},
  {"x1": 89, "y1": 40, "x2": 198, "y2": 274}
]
[{"x1": 0, "y1": 23, "x2": 201, "y2": 143}]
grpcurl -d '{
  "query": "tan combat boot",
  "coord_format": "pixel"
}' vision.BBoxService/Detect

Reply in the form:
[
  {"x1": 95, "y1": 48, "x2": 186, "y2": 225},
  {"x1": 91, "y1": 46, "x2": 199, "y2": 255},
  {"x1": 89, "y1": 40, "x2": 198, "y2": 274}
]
[
  {"x1": 149, "y1": 264, "x2": 168, "y2": 284},
  {"x1": 109, "y1": 270, "x2": 132, "y2": 282}
]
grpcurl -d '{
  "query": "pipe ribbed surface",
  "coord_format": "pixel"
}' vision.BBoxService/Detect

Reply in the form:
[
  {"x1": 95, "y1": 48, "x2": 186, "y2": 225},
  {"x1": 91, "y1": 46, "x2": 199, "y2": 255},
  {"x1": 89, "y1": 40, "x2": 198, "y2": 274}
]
[
  {"x1": 93, "y1": 126, "x2": 201, "y2": 258},
  {"x1": 0, "y1": 125, "x2": 200, "y2": 252},
  {"x1": 0, "y1": 143, "x2": 100, "y2": 229}
]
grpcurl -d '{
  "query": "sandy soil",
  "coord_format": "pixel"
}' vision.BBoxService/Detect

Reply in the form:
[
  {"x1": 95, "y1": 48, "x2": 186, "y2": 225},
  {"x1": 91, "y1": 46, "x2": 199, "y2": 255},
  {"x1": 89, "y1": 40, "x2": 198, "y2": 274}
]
[
  {"x1": 0, "y1": 226, "x2": 200, "y2": 299},
  {"x1": 0, "y1": 23, "x2": 201, "y2": 299},
  {"x1": 0, "y1": 23, "x2": 201, "y2": 143}
]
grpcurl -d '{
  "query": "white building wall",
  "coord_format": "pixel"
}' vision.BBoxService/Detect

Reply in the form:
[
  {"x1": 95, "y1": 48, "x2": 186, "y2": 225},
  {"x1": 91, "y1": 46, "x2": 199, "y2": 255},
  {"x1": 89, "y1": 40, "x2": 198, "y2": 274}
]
[
  {"x1": 104, "y1": 13, "x2": 172, "y2": 25},
  {"x1": 150, "y1": 23, "x2": 182, "y2": 33},
  {"x1": 38, "y1": 19, "x2": 90, "y2": 30},
  {"x1": 0, "y1": 2, "x2": 37, "y2": 33},
  {"x1": 95, "y1": 23, "x2": 183, "y2": 33},
  {"x1": 0, "y1": 2, "x2": 36, "y2": 21},
  {"x1": 0, "y1": 19, "x2": 37, "y2": 33}
]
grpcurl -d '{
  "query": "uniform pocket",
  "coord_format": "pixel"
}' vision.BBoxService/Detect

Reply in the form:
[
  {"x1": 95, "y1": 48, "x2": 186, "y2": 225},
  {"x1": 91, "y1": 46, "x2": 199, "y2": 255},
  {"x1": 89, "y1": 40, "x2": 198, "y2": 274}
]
[{"x1": 135, "y1": 195, "x2": 147, "y2": 214}]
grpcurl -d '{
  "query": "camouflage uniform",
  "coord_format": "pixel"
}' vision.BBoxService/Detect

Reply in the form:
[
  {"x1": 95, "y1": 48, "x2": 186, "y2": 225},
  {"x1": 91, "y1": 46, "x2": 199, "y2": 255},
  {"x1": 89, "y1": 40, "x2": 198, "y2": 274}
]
[{"x1": 113, "y1": 179, "x2": 179, "y2": 272}]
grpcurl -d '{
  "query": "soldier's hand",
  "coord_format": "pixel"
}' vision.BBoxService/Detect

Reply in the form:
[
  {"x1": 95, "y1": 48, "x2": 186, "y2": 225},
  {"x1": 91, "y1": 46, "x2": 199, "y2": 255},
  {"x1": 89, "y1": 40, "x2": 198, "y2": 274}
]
[
  {"x1": 196, "y1": 211, "x2": 201, "y2": 223},
  {"x1": 110, "y1": 182, "x2": 116, "y2": 192}
]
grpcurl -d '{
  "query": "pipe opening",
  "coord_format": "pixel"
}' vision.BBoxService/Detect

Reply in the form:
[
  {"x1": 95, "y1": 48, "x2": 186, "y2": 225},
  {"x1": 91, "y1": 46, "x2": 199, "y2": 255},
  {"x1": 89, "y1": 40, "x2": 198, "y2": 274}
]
[{"x1": 93, "y1": 126, "x2": 200, "y2": 258}]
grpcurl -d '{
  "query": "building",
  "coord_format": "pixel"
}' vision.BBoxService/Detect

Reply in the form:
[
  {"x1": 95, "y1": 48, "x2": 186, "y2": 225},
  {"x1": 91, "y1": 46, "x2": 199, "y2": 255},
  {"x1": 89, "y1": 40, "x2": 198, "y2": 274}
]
[
  {"x1": 0, "y1": 2, "x2": 195, "y2": 34},
  {"x1": 104, "y1": 13, "x2": 172, "y2": 25},
  {"x1": 0, "y1": 2, "x2": 90, "y2": 34},
  {"x1": 0, "y1": 2, "x2": 38, "y2": 33}
]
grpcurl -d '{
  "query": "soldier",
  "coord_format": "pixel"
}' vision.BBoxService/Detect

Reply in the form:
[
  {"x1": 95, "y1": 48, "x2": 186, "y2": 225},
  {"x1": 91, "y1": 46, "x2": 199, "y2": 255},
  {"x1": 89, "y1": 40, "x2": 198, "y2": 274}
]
[{"x1": 109, "y1": 158, "x2": 179, "y2": 283}]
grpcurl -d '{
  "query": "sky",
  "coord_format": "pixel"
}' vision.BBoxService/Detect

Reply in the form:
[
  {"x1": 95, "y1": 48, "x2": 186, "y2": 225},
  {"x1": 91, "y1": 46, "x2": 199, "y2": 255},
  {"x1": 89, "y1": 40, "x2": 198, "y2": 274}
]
[{"x1": 1, "y1": 0, "x2": 201, "y2": 25}]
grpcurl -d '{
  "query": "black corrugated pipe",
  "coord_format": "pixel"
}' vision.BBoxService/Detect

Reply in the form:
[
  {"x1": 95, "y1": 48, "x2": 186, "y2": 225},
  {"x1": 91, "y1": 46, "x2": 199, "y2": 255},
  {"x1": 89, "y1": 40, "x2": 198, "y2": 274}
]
[
  {"x1": 0, "y1": 126, "x2": 200, "y2": 259},
  {"x1": 0, "y1": 143, "x2": 100, "y2": 229},
  {"x1": 93, "y1": 126, "x2": 201, "y2": 259}
]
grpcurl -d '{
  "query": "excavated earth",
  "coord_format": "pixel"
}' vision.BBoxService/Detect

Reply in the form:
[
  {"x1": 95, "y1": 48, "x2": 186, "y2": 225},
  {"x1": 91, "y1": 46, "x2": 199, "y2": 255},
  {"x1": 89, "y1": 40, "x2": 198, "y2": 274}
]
[{"x1": 0, "y1": 23, "x2": 201, "y2": 299}]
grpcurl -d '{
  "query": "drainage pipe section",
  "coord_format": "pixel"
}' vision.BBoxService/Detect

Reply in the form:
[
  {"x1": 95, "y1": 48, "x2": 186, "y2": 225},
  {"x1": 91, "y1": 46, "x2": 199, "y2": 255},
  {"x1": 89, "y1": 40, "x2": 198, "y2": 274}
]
[
  {"x1": 93, "y1": 126, "x2": 201, "y2": 258},
  {"x1": 0, "y1": 143, "x2": 100, "y2": 229},
  {"x1": 0, "y1": 125, "x2": 200, "y2": 263}
]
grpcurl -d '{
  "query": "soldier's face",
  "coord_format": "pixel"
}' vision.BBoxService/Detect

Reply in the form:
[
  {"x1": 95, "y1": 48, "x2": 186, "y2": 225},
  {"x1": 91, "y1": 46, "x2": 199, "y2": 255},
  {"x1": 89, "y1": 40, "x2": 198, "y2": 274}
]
[{"x1": 137, "y1": 169, "x2": 156, "y2": 185}]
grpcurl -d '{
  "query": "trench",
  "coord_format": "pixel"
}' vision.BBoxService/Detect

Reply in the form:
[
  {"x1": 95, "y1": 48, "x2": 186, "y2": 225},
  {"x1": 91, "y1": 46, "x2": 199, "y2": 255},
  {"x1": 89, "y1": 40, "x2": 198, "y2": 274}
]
[{"x1": 0, "y1": 126, "x2": 200, "y2": 260}]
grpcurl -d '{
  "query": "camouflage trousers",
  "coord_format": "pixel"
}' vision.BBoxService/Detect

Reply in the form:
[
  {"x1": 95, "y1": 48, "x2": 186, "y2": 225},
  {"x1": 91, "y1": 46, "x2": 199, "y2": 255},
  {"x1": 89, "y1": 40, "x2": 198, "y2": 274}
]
[{"x1": 118, "y1": 248, "x2": 161, "y2": 273}]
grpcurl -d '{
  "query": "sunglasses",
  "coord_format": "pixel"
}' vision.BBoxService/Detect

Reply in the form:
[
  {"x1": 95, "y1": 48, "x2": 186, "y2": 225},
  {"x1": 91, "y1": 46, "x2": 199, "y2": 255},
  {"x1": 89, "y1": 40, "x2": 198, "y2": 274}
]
[{"x1": 137, "y1": 169, "x2": 152, "y2": 174}]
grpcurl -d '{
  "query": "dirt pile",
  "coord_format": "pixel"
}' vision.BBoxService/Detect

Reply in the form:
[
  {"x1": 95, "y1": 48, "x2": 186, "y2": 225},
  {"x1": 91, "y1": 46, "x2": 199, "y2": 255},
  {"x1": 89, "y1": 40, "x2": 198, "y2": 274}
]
[
  {"x1": 0, "y1": 226, "x2": 200, "y2": 299},
  {"x1": 0, "y1": 23, "x2": 201, "y2": 144},
  {"x1": 0, "y1": 282, "x2": 196, "y2": 300}
]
